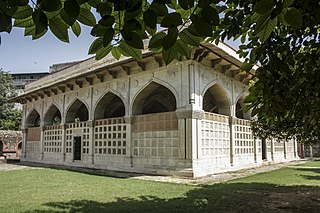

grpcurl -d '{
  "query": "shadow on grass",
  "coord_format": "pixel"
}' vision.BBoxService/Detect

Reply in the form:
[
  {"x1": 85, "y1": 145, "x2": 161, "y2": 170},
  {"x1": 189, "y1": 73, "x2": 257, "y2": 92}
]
[
  {"x1": 294, "y1": 167, "x2": 320, "y2": 181},
  {"x1": 23, "y1": 182, "x2": 320, "y2": 213},
  {"x1": 8, "y1": 160, "x2": 154, "y2": 179}
]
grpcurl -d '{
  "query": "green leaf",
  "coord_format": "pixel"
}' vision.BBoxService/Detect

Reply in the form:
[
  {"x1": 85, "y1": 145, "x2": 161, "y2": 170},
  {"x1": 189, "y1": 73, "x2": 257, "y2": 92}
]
[
  {"x1": 111, "y1": 46, "x2": 122, "y2": 60},
  {"x1": 253, "y1": 0, "x2": 273, "y2": 14},
  {"x1": 24, "y1": 26, "x2": 47, "y2": 40},
  {"x1": 190, "y1": 15, "x2": 213, "y2": 36},
  {"x1": 88, "y1": 0, "x2": 100, "y2": 8},
  {"x1": 0, "y1": 13, "x2": 12, "y2": 33},
  {"x1": 179, "y1": 29, "x2": 201, "y2": 47},
  {"x1": 96, "y1": 3, "x2": 112, "y2": 16},
  {"x1": 277, "y1": 12, "x2": 288, "y2": 26},
  {"x1": 32, "y1": 9, "x2": 48, "y2": 35},
  {"x1": 161, "y1": 12, "x2": 182, "y2": 28},
  {"x1": 162, "y1": 46, "x2": 178, "y2": 64},
  {"x1": 127, "y1": 0, "x2": 142, "y2": 12},
  {"x1": 41, "y1": 0, "x2": 62, "y2": 12},
  {"x1": 240, "y1": 62, "x2": 253, "y2": 72},
  {"x1": 240, "y1": 35, "x2": 246, "y2": 44},
  {"x1": 91, "y1": 24, "x2": 107, "y2": 37},
  {"x1": 114, "y1": 0, "x2": 128, "y2": 11},
  {"x1": 103, "y1": 28, "x2": 114, "y2": 47},
  {"x1": 123, "y1": 19, "x2": 141, "y2": 31},
  {"x1": 119, "y1": 42, "x2": 142, "y2": 60},
  {"x1": 149, "y1": 2, "x2": 168, "y2": 17},
  {"x1": 143, "y1": 9, "x2": 157, "y2": 29},
  {"x1": 98, "y1": 15, "x2": 115, "y2": 27},
  {"x1": 49, "y1": 16, "x2": 69, "y2": 42},
  {"x1": 149, "y1": 32, "x2": 166, "y2": 48},
  {"x1": 162, "y1": 27, "x2": 178, "y2": 50},
  {"x1": 12, "y1": 5, "x2": 32, "y2": 19},
  {"x1": 244, "y1": 94, "x2": 257, "y2": 103},
  {"x1": 14, "y1": 16, "x2": 33, "y2": 27},
  {"x1": 45, "y1": 10, "x2": 60, "y2": 19},
  {"x1": 65, "y1": 0, "x2": 80, "y2": 19},
  {"x1": 78, "y1": 8, "x2": 96, "y2": 26},
  {"x1": 71, "y1": 21, "x2": 81, "y2": 37},
  {"x1": 255, "y1": 11, "x2": 272, "y2": 33},
  {"x1": 88, "y1": 37, "x2": 103, "y2": 54},
  {"x1": 178, "y1": 0, "x2": 194, "y2": 10},
  {"x1": 201, "y1": 6, "x2": 219, "y2": 26},
  {"x1": 283, "y1": 0, "x2": 294, "y2": 8},
  {"x1": 258, "y1": 17, "x2": 277, "y2": 42},
  {"x1": 124, "y1": 32, "x2": 144, "y2": 49},
  {"x1": 284, "y1": 7, "x2": 302, "y2": 28},
  {"x1": 175, "y1": 39, "x2": 190, "y2": 57},
  {"x1": 95, "y1": 44, "x2": 112, "y2": 60},
  {"x1": 60, "y1": 9, "x2": 76, "y2": 26}
]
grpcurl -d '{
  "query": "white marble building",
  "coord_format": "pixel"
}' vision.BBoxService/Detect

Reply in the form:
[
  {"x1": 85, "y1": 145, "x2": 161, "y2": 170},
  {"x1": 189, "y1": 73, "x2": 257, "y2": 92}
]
[{"x1": 13, "y1": 42, "x2": 298, "y2": 177}]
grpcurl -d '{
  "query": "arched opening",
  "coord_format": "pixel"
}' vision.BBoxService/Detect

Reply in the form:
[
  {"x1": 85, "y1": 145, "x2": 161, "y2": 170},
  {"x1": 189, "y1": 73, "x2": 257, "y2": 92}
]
[
  {"x1": 132, "y1": 82, "x2": 177, "y2": 115},
  {"x1": 0, "y1": 141, "x2": 3, "y2": 155},
  {"x1": 18, "y1": 142, "x2": 22, "y2": 150},
  {"x1": 236, "y1": 102, "x2": 244, "y2": 119},
  {"x1": 17, "y1": 142, "x2": 22, "y2": 158},
  {"x1": 203, "y1": 84, "x2": 230, "y2": 116},
  {"x1": 236, "y1": 96, "x2": 251, "y2": 120},
  {"x1": 25, "y1": 109, "x2": 41, "y2": 127},
  {"x1": 94, "y1": 92, "x2": 125, "y2": 120},
  {"x1": 44, "y1": 105, "x2": 62, "y2": 126},
  {"x1": 65, "y1": 99, "x2": 89, "y2": 123}
]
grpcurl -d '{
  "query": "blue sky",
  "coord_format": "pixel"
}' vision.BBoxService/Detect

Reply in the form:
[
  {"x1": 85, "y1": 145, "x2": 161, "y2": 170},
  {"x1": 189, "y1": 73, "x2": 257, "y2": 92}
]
[
  {"x1": 0, "y1": 26, "x2": 241, "y2": 74},
  {"x1": 0, "y1": 26, "x2": 95, "y2": 73}
]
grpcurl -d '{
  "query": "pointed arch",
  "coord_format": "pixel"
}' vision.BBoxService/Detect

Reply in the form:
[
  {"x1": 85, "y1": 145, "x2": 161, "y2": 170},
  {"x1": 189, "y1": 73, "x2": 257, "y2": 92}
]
[
  {"x1": 202, "y1": 82, "x2": 231, "y2": 116},
  {"x1": 236, "y1": 94, "x2": 251, "y2": 120},
  {"x1": 43, "y1": 104, "x2": 62, "y2": 126},
  {"x1": 65, "y1": 99, "x2": 89, "y2": 123},
  {"x1": 94, "y1": 91, "x2": 125, "y2": 120},
  {"x1": 0, "y1": 140, "x2": 3, "y2": 154},
  {"x1": 25, "y1": 108, "x2": 41, "y2": 127},
  {"x1": 132, "y1": 81, "x2": 177, "y2": 115}
]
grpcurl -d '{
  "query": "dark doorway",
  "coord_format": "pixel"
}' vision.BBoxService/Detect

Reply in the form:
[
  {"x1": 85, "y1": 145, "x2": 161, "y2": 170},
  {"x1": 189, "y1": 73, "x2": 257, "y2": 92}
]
[
  {"x1": 73, "y1": 137, "x2": 81, "y2": 161},
  {"x1": 262, "y1": 138, "x2": 267, "y2": 160}
]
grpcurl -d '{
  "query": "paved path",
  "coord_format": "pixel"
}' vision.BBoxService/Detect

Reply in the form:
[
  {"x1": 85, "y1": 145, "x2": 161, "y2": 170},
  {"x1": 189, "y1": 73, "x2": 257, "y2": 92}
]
[
  {"x1": 0, "y1": 162, "x2": 32, "y2": 171},
  {"x1": 0, "y1": 159, "x2": 310, "y2": 185},
  {"x1": 133, "y1": 160, "x2": 306, "y2": 185}
]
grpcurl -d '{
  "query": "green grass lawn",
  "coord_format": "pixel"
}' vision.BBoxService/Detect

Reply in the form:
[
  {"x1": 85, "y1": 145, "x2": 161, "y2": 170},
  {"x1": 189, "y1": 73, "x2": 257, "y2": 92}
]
[
  {"x1": 1, "y1": 161, "x2": 320, "y2": 213},
  {"x1": 295, "y1": 159, "x2": 320, "y2": 167}
]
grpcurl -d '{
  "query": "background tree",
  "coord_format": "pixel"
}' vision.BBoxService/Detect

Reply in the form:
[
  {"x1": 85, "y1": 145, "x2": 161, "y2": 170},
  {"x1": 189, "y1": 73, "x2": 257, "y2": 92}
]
[
  {"x1": 0, "y1": 0, "x2": 319, "y2": 143},
  {"x1": 0, "y1": 69, "x2": 22, "y2": 130}
]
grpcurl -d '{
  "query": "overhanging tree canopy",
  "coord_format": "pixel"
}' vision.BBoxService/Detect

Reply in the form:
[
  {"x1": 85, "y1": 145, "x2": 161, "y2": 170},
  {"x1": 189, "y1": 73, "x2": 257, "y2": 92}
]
[{"x1": 1, "y1": 0, "x2": 319, "y2": 143}]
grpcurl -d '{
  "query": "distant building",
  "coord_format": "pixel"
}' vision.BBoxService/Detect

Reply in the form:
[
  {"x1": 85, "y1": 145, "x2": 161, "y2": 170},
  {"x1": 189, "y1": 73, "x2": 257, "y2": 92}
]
[
  {"x1": 49, "y1": 61, "x2": 83, "y2": 74},
  {"x1": 11, "y1": 72, "x2": 49, "y2": 96},
  {"x1": 10, "y1": 71, "x2": 49, "y2": 110}
]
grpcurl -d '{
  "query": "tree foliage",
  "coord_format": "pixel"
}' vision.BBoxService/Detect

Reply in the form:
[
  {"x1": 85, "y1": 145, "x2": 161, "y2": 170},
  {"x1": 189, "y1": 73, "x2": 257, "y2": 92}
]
[
  {"x1": 1, "y1": 0, "x2": 320, "y2": 143},
  {"x1": 0, "y1": 70, "x2": 22, "y2": 131}
]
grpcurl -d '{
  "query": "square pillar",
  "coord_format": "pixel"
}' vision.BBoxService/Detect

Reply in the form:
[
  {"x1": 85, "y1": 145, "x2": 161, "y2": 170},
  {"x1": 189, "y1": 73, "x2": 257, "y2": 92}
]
[
  {"x1": 124, "y1": 116, "x2": 133, "y2": 166},
  {"x1": 86, "y1": 120, "x2": 95, "y2": 164},
  {"x1": 253, "y1": 138, "x2": 258, "y2": 163},
  {"x1": 60, "y1": 124, "x2": 67, "y2": 162},
  {"x1": 293, "y1": 138, "x2": 298, "y2": 158},
  {"x1": 283, "y1": 140, "x2": 287, "y2": 159},
  {"x1": 40, "y1": 126, "x2": 45, "y2": 160},
  {"x1": 176, "y1": 109, "x2": 204, "y2": 160},
  {"x1": 271, "y1": 138, "x2": 275, "y2": 161},
  {"x1": 21, "y1": 129, "x2": 27, "y2": 159},
  {"x1": 229, "y1": 116, "x2": 236, "y2": 166}
]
